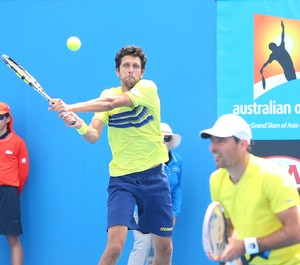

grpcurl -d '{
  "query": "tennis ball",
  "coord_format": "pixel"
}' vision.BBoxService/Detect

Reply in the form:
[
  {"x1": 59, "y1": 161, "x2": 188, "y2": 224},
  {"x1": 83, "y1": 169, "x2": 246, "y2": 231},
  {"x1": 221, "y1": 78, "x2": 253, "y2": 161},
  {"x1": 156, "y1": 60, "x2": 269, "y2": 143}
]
[{"x1": 67, "y1": 36, "x2": 81, "y2": 51}]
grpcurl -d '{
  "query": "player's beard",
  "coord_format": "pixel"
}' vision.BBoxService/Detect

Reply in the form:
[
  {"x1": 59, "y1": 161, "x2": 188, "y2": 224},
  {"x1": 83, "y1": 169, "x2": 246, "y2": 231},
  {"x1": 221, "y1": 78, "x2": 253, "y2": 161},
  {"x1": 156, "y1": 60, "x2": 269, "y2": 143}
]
[
  {"x1": 213, "y1": 155, "x2": 226, "y2": 169},
  {"x1": 123, "y1": 76, "x2": 139, "y2": 90}
]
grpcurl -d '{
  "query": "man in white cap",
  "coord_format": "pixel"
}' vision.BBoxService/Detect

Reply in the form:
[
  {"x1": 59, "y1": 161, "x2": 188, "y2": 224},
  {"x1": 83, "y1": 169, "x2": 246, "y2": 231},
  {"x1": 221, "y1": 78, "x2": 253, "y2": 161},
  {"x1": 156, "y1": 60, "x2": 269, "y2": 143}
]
[
  {"x1": 0, "y1": 102, "x2": 29, "y2": 265},
  {"x1": 200, "y1": 114, "x2": 300, "y2": 265},
  {"x1": 128, "y1": 122, "x2": 183, "y2": 265}
]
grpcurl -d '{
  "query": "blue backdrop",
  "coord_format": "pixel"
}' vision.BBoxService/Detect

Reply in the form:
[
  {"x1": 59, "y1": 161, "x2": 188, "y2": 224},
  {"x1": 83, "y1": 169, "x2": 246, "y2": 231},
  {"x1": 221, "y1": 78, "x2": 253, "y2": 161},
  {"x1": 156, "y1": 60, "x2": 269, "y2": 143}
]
[{"x1": 0, "y1": 1, "x2": 217, "y2": 264}]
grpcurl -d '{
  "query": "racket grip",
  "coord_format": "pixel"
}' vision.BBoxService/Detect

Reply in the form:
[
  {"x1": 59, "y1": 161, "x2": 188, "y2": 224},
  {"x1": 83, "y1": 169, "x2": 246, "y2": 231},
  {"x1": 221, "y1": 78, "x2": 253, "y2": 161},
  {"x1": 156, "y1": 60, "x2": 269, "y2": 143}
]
[{"x1": 59, "y1": 110, "x2": 76, "y2": 126}]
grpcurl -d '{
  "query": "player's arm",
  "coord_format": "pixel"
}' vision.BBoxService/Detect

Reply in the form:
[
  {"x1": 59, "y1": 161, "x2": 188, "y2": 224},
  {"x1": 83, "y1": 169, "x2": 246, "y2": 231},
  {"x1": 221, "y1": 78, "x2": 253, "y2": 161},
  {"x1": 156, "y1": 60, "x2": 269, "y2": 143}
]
[
  {"x1": 260, "y1": 56, "x2": 273, "y2": 73},
  {"x1": 281, "y1": 20, "x2": 285, "y2": 46},
  {"x1": 71, "y1": 93, "x2": 133, "y2": 112},
  {"x1": 50, "y1": 93, "x2": 132, "y2": 114},
  {"x1": 222, "y1": 205, "x2": 300, "y2": 262},
  {"x1": 59, "y1": 112, "x2": 105, "y2": 144},
  {"x1": 257, "y1": 205, "x2": 300, "y2": 251},
  {"x1": 78, "y1": 118, "x2": 105, "y2": 144}
]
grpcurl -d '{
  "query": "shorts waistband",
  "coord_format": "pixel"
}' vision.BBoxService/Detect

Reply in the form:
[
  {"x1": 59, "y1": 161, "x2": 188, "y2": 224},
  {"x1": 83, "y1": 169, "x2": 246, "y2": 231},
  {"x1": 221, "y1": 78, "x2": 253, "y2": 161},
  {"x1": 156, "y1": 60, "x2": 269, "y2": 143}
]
[{"x1": 127, "y1": 164, "x2": 163, "y2": 178}]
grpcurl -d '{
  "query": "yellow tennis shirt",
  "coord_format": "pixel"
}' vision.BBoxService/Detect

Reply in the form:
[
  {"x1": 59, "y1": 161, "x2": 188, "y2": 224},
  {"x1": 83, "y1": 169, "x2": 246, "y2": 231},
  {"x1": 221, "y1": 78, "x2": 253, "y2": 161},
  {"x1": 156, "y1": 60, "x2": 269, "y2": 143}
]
[
  {"x1": 210, "y1": 154, "x2": 300, "y2": 264},
  {"x1": 93, "y1": 79, "x2": 168, "y2": 177}
]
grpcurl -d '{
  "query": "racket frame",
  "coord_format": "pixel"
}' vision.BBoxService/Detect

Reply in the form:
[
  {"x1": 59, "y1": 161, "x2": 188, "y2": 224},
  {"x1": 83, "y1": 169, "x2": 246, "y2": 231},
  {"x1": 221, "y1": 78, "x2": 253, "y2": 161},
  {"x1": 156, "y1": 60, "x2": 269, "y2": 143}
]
[
  {"x1": 1, "y1": 54, "x2": 76, "y2": 125},
  {"x1": 2, "y1": 54, "x2": 51, "y2": 101},
  {"x1": 202, "y1": 201, "x2": 227, "y2": 261}
]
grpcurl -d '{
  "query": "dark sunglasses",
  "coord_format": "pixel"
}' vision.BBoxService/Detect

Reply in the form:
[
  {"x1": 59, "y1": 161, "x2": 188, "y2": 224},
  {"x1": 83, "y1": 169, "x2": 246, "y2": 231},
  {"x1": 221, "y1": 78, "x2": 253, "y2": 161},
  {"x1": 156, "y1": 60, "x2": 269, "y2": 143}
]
[
  {"x1": 0, "y1": 114, "x2": 8, "y2": 120},
  {"x1": 164, "y1": 135, "x2": 172, "y2": 142}
]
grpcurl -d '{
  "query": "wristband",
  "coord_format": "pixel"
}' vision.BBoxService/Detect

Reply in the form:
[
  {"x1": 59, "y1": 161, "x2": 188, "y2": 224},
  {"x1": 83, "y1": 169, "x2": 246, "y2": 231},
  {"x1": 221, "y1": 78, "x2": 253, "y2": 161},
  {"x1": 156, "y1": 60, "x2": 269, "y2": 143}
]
[
  {"x1": 76, "y1": 123, "x2": 88, "y2": 135},
  {"x1": 244, "y1": 237, "x2": 259, "y2": 255}
]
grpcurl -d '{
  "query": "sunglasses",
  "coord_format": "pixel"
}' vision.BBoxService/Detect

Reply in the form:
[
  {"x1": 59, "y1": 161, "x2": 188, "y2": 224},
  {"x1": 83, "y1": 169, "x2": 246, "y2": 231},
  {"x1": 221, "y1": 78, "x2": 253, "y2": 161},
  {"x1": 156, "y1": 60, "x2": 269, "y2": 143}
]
[
  {"x1": 164, "y1": 135, "x2": 172, "y2": 143},
  {"x1": 0, "y1": 114, "x2": 8, "y2": 120}
]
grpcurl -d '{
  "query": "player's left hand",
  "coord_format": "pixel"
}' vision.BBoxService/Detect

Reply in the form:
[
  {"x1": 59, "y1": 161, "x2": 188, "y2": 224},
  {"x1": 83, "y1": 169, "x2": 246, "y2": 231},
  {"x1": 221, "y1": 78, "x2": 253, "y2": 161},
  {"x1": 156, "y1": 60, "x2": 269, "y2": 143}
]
[
  {"x1": 220, "y1": 237, "x2": 245, "y2": 262},
  {"x1": 61, "y1": 112, "x2": 81, "y2": 128}
]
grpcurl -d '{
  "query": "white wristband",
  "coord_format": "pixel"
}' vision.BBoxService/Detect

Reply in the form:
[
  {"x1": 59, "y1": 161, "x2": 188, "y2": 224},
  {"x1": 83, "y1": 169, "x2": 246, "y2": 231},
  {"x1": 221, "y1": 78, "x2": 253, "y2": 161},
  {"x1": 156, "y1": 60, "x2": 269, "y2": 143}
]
[{"x1": 244, "y1": 237, "x2": 259, "y2": 254}]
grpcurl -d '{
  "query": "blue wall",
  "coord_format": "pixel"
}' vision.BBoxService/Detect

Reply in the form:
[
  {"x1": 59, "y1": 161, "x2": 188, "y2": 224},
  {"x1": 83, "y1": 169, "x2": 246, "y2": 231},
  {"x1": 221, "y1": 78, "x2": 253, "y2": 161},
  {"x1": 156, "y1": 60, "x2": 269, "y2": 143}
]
[{"x1": 0, "y1": 1, "x2": 217, "y2": 264}]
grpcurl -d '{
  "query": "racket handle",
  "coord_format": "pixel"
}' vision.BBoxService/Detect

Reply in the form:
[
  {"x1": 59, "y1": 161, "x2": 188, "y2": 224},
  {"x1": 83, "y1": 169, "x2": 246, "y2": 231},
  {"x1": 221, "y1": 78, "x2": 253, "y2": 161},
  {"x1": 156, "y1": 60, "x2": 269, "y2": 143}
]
[
  {"x1": 240, "y1": 256, "x2": 249, "y2": 265},
  {"x1": 59, "y1": 110, "x2": 76, "y2": 125}
]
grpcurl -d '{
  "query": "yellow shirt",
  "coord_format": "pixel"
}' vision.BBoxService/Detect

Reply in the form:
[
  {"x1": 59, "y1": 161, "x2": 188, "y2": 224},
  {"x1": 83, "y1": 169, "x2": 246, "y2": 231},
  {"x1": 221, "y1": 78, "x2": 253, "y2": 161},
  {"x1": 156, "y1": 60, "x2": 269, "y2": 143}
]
[
  {"x1": 93, "y1": 79, "x2": 168, "y2": 176},
  {"x1": 210, "y1": 154, "x2": 300, "y2": 264}
]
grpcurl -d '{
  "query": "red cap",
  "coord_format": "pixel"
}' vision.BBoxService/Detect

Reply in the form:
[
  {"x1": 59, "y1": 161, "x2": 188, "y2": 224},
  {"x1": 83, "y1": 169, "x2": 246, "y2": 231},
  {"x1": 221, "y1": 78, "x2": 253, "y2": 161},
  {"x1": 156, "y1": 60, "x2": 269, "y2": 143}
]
[{"x1": 0, "y1": 102, "x2": 14, "y2": 132}]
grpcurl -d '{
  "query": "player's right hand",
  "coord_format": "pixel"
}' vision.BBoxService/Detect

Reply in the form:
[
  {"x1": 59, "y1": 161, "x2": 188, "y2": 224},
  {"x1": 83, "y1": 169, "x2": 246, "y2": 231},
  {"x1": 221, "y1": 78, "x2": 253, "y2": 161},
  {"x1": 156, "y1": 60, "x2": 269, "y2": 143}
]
[{"x1": 49, "y1": 98, "x2": 69, "y2": 114}]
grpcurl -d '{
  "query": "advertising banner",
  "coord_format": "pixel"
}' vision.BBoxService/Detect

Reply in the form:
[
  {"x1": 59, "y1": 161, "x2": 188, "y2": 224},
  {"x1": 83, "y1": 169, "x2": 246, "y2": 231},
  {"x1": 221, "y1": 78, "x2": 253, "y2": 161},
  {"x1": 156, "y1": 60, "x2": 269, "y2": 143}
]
[{"x1": 217, "y1": 0, "x2": 300, "y2": 192}]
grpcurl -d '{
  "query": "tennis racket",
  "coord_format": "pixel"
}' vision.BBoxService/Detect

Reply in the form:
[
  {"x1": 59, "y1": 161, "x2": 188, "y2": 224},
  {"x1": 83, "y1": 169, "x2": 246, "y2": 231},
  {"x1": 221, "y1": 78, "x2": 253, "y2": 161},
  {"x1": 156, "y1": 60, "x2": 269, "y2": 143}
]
[
  {"x1": 1, "y1": 54, "x2": 75, "y2": 125},
  {"x1": 202, "y1": 202, "x2": 247, "y2": 265},
  {"x1": 202, "y1": 202, "x2": 228, "y2": 261}
]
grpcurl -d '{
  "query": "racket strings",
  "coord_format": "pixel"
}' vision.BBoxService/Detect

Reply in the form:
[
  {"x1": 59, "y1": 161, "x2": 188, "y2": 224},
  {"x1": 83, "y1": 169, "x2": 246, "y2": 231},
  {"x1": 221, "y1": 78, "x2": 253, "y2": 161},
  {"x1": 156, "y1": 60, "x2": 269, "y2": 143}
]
[
  {"x1": 2, "y1": 55, "x2": 51, "y2": 101},
  {"x1": 208, "y1": 210, "x2": 226, "y2": 258},
  {"x1": 203, "y1": 202, "x2": 227, "y2": 261},
  {"x1": 2, "y1": 54, "x2": 75, "y2": 124}
]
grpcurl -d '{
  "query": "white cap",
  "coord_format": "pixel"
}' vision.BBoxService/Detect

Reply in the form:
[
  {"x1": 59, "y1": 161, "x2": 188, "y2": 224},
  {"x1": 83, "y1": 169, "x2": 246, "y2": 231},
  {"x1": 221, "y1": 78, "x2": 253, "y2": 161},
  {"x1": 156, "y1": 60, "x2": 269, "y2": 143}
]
[
  {"x1": 200, "y1": 114, "x2": 252, "y2": 144},
  {"x1": 161, "y1": 123, "x2": 182, "y2": 149}
]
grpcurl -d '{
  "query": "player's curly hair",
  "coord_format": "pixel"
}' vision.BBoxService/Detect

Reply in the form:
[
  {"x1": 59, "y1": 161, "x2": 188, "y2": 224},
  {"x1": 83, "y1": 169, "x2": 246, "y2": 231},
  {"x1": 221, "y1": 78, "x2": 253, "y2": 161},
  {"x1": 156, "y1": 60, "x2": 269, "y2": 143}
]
[{"x1": 115, "y1": 45, "x2": 147, "y2": 70}]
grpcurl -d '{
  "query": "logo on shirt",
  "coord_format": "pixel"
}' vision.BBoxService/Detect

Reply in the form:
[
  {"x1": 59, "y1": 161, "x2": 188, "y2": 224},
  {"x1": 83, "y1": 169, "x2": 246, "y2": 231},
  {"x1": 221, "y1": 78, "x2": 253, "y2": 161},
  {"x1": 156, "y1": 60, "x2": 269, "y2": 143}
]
[
  {"x1": 130, "y1": 87, "x2": 141, "y2": 96},
  {"x1": 5, "y1": 150, "x2": 13, "y2": 155},
  {"x1": 21, "y1": 157, "x2": 27, "y2": 163}
]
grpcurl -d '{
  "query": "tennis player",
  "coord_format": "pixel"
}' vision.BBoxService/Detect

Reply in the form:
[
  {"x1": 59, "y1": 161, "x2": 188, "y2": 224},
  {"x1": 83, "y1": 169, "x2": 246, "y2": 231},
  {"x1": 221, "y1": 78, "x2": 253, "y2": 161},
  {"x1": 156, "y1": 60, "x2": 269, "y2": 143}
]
[
  {"x1": 49, "y1": 46, "x2": 173, "y2": 265},
  {"x1": 0, "y1": 102, "x2": 29, "y2": 265},
  {"x1": 200, "y1": 114, "x2": 300, "y2": 265}
]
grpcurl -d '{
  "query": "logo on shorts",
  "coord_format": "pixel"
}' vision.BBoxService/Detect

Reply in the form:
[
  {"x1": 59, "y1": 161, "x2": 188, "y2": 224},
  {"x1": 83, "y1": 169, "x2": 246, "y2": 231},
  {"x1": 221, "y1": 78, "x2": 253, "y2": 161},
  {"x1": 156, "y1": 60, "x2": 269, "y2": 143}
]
[{"x1": 160, "y1": 226, "x2": 173, "y2": 232}]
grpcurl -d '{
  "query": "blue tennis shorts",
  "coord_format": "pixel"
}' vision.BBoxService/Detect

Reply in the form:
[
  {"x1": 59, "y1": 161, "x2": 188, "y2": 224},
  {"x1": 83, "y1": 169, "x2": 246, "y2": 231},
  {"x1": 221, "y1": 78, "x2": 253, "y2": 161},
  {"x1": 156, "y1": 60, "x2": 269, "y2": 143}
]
[
  {"x1": 107, "y1": 164, "x2": 173, "y2": 237},
  {"x1": 0, "y1": 185, "x2": 22, "y2": 236}
]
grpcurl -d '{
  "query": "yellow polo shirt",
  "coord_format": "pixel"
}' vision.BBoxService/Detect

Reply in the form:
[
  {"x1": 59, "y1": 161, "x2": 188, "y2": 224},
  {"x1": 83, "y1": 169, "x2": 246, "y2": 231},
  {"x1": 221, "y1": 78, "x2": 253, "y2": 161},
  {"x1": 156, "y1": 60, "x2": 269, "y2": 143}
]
[
  {"x1": 93, "y1": 79, "x2": 168, "y2": 176},
  {"x1": 210, "y1": 154, "x2": 300, "y2": 264}
]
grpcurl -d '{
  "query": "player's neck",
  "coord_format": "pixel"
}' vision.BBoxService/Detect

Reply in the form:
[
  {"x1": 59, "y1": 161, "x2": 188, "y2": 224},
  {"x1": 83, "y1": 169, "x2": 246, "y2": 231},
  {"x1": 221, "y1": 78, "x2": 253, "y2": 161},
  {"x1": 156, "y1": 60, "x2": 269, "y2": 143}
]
[
  {"x1": 228, "y1": 153, "x2": 250, "y2": 184},
  {"x1": 121, "y1": 86, "x2": 130, "y2": 92}
]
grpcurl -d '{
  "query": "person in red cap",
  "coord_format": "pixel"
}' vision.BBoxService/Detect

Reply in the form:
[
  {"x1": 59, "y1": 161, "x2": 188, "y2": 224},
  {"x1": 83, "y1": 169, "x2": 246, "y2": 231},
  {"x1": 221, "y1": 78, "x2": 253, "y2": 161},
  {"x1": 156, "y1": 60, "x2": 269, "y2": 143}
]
[{"x1": 0, "y1": 102, "x2": 29, "y2": 265}]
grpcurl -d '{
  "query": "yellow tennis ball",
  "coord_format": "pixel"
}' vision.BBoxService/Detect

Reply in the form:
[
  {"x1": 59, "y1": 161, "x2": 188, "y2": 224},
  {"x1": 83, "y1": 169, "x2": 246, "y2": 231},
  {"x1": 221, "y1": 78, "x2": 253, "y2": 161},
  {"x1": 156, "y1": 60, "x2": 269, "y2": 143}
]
[{"x1": 67, "y1": 36, "x2": 81, "y2": 51}]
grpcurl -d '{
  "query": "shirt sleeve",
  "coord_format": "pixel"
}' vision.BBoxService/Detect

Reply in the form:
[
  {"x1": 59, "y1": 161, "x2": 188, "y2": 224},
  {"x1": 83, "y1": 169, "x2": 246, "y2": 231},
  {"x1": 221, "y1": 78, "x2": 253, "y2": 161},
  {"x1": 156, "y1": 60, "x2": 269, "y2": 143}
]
[
  {"x1": 170, "y1": 153, "x2": 183, "y2": 217},
  {"x1": 172, "y1": 178, "x2": 182, "y2": 216},
  {"x1": 18, "y1": 139, "x2": 29, "y2": 195},
  {"x1": 263, "y1": 164, "x2": 300, "y2": 214},
  {"x1": 125, "y1": 79, "x2": 160, "y2": 110}
]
